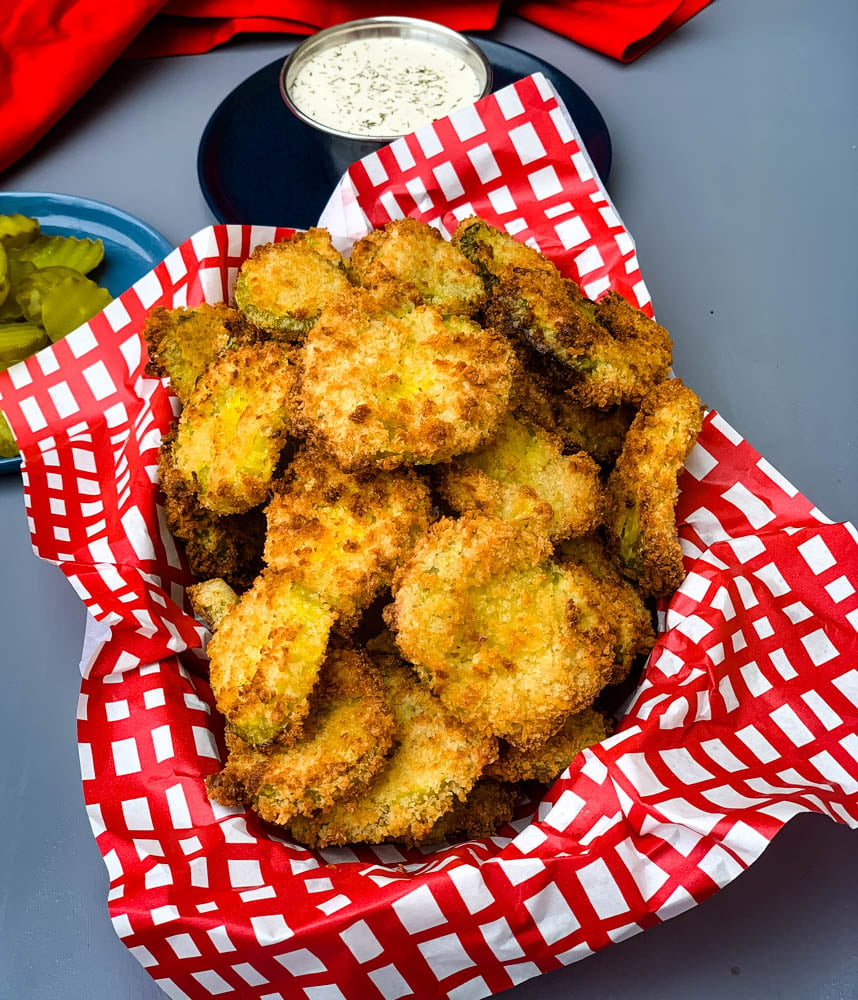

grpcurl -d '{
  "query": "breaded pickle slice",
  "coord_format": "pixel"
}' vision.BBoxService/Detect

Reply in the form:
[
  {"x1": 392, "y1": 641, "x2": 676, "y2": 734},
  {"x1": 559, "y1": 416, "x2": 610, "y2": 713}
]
[
  {"x1": 234, "y1": 229, "x2": 351, "y2": 337},
  {"x1": 557, "y1": 534, "x2": 655, "y2": 684},
  {"x1": 300, "y1": 283, "x2": 513, "y2": 470},
  {"x1": 172, "y1": 341, "x2": 296, "y2": 515},
  {"x1": 453, "y1": 216, "x2": 557, "y2": 287},
  {"x1": 606, "y1": 378, "x2": 704, "y2": 597},
  {"x1": 144, "y1": 303, "x2": 260, "y2": 404},
  {"x1": 435, "y1": 411, "x2": 603, "y2": 542},
  {"x1": 158, "y1": 436, "x2": 265, "y2": 589},
  {"x1": 485, "y1": 707, "x2": 609, "y2": 784},
  {"x1": 207, "y1": 644, "x2": 396, "y2": 824},
  {"x1": 187, "y1": 578, "x2": 239, "y2": 631},
  {"x1": 206, "y1": 570, "x2": 335, "y2": 746},
  {"x1": 417, "y1": 779, "x2": 518, "y2": 844},
  {"x1": 388, "y1": 514, "x2": 614, "y2": 748},
  {"x1": 288, "y1": 651, "x2": 497, "y2": 847},
  {"x1": 350, "y1": 218, "x2": 484, "y2": 317},
  {"x1": 264, "y1": 447, "x2": 434, "y2": 627},
  {"x1": 486, "y1": 266, "x2": 673, "y2": 409}
]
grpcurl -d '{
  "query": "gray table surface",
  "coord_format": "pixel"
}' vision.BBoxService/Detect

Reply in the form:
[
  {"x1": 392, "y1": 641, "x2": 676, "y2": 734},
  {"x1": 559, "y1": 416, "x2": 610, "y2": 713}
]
[{"x1": 1, "y1": 2, "x2": 857, "y2": 998}]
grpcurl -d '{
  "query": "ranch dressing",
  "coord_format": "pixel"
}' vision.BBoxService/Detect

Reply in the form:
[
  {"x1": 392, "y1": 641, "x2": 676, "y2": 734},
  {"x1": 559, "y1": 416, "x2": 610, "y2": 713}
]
[{"x1": 289, "y1": 37, "x2": 483, "y2": 137}]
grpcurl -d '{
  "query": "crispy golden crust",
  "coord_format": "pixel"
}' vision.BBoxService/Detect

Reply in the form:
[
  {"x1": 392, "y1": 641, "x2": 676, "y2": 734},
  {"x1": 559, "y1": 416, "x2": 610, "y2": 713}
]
[
  {"x1": 485, "y1": 708, "x2": 609, "y2": 783},
  {"x1": 264, "y1": 448, "x2": 434, "y2": 627},
  {"x1": 171, "y1": 341, "x2": 296, "y2": 515},
  {"x1": 415, "y1": 779, "x2": 519, "y2": 844},
  {"x1": 206, "y1": 570, "x2": 335, "y2": 746},
  {"x1": 434, "y1": 412, "x2": 604, "y2": 542},
  {"x1": 550, "y1": 394, "x2": 636, "y2": 466},
  {"x1": 206, "y1": 644, "x2": 396, "y2": 824},
  {"x1": 298, "y1": 282, "x2": 514, "y2": 470},
  {"x1": 606, "y1": 378, "x2": 704, "y2": 597},
  {"x1": 158, "y1": 435, "x2": 265, "y2": 588},
  {"x1": 350, "y1": 218, "x2": 485, "y2": 317},
  {"x1": 287, "y1": 653, "x2": 497, "y2": 847},
  {"x1": 234, "y1": 230, "x2": 351, "y2": 338},
  {"x1": 387, "y1": 514, "x2": 614, "y2": 748},
  {"x1": 486, "y1": 265, "x2": 672, "y2": 409},
  {"x1": 556, "y1": 533, "x2": 655, "y2": 684},
  {"x1": 452, "y1": 216, "x2": 558, "y2": 287},
  {"x1": 143, "y1": 302, "x2": 261, "y2": 404}
]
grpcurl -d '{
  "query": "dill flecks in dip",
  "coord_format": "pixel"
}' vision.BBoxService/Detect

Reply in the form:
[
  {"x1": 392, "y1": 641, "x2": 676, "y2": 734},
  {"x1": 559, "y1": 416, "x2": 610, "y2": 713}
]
[{"x1": 290, "y1": 37, "x2": 483, "y2": 138}]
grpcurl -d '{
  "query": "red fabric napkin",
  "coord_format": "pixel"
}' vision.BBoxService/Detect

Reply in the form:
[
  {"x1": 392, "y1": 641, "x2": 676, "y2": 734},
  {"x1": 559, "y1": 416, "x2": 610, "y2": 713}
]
[{"x1": 0, "y1": 0, "x2": 714, "y2": 174}]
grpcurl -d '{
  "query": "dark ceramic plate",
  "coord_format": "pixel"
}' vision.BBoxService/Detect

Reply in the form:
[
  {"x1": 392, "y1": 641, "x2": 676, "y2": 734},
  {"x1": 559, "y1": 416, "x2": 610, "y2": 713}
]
[
  {"x1": 198, "y1": 37, "x2": 612, "y2": 229},
  {"x1": 0, "y1": 191, "x2": 172, "y2": 475}
]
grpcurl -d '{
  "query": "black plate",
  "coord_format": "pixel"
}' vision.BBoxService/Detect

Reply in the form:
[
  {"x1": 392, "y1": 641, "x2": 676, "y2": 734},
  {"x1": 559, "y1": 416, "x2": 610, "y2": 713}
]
[{"x1": 198, "y1": 37, "x2": 612, "y2": 230}]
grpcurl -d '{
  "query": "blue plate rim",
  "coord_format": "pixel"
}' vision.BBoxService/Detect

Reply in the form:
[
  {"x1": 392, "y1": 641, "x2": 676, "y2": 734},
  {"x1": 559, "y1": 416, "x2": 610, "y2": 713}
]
[{"x1": 0, "y1": 191, "x2": 174, "y2": 477}]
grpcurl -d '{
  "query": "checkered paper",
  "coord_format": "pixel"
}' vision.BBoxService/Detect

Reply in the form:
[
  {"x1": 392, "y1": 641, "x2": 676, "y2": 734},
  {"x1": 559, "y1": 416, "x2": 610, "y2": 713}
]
[{"x1": 1, "y1": 73, "x2": 857, "y2": 1000}]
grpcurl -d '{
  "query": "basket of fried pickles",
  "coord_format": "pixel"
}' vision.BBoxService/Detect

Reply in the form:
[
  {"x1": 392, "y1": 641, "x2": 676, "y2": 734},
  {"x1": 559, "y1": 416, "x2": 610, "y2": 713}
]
[{"x1": 144, "y1": 215, "x2": 703, "y2": 848}]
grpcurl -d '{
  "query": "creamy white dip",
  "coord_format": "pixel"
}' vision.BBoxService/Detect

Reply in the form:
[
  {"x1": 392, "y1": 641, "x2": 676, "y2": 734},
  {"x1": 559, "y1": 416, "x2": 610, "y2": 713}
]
[{"x1": 289, "y1": 37, "x2": 483, "y2": 137}]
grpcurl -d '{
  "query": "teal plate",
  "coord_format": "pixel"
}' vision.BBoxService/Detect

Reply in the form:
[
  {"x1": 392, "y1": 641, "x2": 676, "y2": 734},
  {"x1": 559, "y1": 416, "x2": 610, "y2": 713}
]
[{"x1": 0, "y1": 191, "x2": 173, "y2": 475}]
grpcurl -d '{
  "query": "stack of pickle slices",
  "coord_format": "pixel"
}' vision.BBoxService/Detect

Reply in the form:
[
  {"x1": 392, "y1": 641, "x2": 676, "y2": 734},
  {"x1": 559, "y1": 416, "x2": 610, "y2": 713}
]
[{"x1": 0, "y1": 213, "x2": 112, "y2": 458}]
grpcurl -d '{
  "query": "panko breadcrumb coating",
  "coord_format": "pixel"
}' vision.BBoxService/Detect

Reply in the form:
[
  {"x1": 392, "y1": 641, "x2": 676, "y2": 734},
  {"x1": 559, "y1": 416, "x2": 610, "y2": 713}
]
[
  {"x1": 299, "y1": 282, "x2": 514, "y2": 470},
  {"x1": 186, "y1": 577, "x2": 239, "y2": 630},
  {"x1": 557, "y1": 534, "x2": 655, "y2": 684},
  {"x1": 453, "y1": 216, "x2": 558, "y2": 288},
  {"x1": 350, "y1": 217, "x2": 485, "y2": 317},
  {"x1": 416, "y1": 779, "x2": 519, "y2": 844},
  {"x1": 485, "y1": 265, "x2": 673, "y2": 409},
  {"x1": 287, "y1": 651, "x2": 498, "y2": 847},
  {"x1": 158, "y1": 435, "x2": 265, "y2": 589},
  {"x1": 143, "y1": 302, "x2": 260, "y2": 404},
  {"x1": 435, "y1": 411, "x2": 604, "y2": 542},
  {"x1": 264, "y1": 448, "x2": 434, "y2": 628},
  {"x1": 485, "y1": 707, "x2": 609, "y2": 784},
  {"x1": 550, "y1": 394, "x2": 636, "y2": 467},
  {"x1": 171, "y1": 341, "x2": 296, "y2": 515},
  {"x1": 233, "y1": 229, "x2": 352, "y2": 338},
  {"x1": 606, "y1": 378, "x2": 704, "y2": 597},
  {"x1": 206, "y1": 570, "x2": 335, "y2": 746},
  {"x1": 388, "y1": 514, "x2": 614, "y2": 748},
  {"x1": 207, "y1": 644, "x2": 396, "y2": 824}
]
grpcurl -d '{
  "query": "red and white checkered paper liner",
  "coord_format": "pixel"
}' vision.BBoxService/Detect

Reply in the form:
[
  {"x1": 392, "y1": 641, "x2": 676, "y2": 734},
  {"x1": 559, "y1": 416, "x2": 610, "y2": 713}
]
[{"x1": 1, "y1": 73, "x2": 857, "y2": 1000}]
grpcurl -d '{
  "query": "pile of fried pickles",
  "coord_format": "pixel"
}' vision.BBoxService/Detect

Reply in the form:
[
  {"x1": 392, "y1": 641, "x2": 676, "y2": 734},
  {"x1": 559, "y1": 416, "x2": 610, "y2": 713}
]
[
  {"x1": 0, "y1": 214, "x2": 111, "y2": 457},
  {"x1": 146, "y1": 218, "x2": 704, "y2": 848}
]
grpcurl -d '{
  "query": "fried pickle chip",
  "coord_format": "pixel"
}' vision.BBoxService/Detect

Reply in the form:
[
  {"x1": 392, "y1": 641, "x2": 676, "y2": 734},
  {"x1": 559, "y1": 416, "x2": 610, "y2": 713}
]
[
  {"x1": 143, "y1": 302, "x2": 260, "y2": 404},
  {"x1": 349, "y1": 218, "x2": 485, "y2": 317},
  {"x1": 299, "y1": 282, "x2": 514, "y2": 470},
  {"x1": 557, "y1": 533, "x2": 655, "y2": 684},
  {"x1": 485, "y1": 265, "x2": 673, "y2": 409},
  {"x1": 416, "y1": 779, "x2": 519, "y2": 844},
  {"x1": 171, "y1": 341, "x2": 296, "y2": 515},
  {"x1": 485, "y1": 707, "x2": 609, "y2": 784},
  {"x1": 206, "y1": 570, "x2": 335, "y2": 746},
  {"x1": 388, "y1": 514, "x2": 614, "y2": 748},
  {"x1": 288, "y1": 651, "x2": 498, "y2": 847},
  {"x1": 606, "y1": 378, "x2": 704, "y2": 597},
  {"x1": 435, "y1": 411, "x2": 603, "y2": 542},
  {"x1": 234, "y1": 229, "x2": 351, "y2": 338},
  {"x1": 186, "y1": 578, "x2": 239, "y2": 630},
  {"x1": 207, "y1": 644, "x2": 396, "y2": 824},
  {"x1": 550, "y1": 394, "x2": 636, "y2": 466},
  {"x1": 158, "y1": 435, "x2": 265, "y2": 589},
  {"x1": 264, "y1": 448, "x2": 434, "y2": 627},
  {"x1": 453, "y1": 216, "x2": 558, "y2": 288}
]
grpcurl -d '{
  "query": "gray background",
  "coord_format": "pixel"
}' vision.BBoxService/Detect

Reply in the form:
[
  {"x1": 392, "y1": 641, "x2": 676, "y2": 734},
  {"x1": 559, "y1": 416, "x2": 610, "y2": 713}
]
[{"x1": 1, "y1": 1, "x2": 857, "y2": 997}]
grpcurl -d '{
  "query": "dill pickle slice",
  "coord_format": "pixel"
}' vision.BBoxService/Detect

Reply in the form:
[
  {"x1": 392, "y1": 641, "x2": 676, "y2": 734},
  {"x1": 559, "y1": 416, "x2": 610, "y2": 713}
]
[
  {"x1": 0, "y1": 322, "x2": 49, "y2": 366},
  {"x1": 0, "y1": 214, "x2": 40, "y2": 250},
  {"x1": 0, "y1": 411, "x2": 17, "y2": 459},
  {"x1": 0, "y1": 244, "x2": 8, "y2": 307},
  {"x1": 40, "y1": 274, "x2": 112, "y2": 342},
  {"x1": 0, "y1": 259, "x2": 36, "y2": 322},
  {"x1": 10, "y1": 233, "x2": 105, "y2": 275},
  {"x1": 15, "y1": 266, "x2": 86, "y2": 325}
]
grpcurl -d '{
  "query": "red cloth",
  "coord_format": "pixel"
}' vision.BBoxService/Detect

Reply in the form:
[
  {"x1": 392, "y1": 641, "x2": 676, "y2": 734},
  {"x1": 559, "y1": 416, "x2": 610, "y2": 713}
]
[{"x1": 0, "y1": 0, "x2": 714, "y2": 174}]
